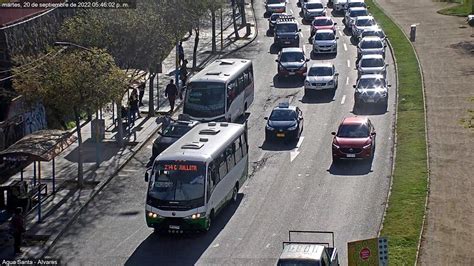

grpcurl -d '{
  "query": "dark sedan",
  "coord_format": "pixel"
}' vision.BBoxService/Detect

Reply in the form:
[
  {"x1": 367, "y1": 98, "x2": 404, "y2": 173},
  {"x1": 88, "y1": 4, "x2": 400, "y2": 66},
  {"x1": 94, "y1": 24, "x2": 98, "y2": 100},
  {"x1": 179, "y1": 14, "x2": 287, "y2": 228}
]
[{"x1": 265, "y1": 103, "x2": 304, "y2": 142}]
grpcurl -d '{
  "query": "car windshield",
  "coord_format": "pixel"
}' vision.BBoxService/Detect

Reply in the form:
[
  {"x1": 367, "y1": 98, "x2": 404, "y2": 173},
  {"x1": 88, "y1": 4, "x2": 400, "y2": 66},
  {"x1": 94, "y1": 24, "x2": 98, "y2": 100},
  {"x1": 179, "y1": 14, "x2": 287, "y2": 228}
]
[
  {"x1": 162, "y1": 124, "x2": 192, "y2": 138},
  {"x1": 306, "y1": 3, "x2": 324, "y2": 9},
  {"x1": 149, "y1": 161, "x2": 206, "y2": 201},
  {"x1": 337, "y1": 124, "x2": 370, "y2": 138},
  {"x1": 362, "y1": 30, "x2": 385, "y2": 38},
  {"x1": 361, "y1": 58, "x2": 384, "y2": 67},
  {"x1": 280, "y1": 52, "x2": 305, "y2": 62},
  {"x1": 308, "y1": 66, "x2": 333, "y2": 76},
  {"x1": 349, "y1": 2, "x2": 366, "y2": 8},
  {"x1": 350, "y1": 9, "x2": 368, "y2": 17},
  {"x1": 356, "y1": 18, "x2": 375, "y2": 26},
  {"x1": 184, "y1": 82, "x2": 225, "y2": 117},
  {"x1": 361, "y1": 40, "x2": 383, "y2": 48},
  {"x1": 269, "y1": 109, "x2": 297, "y2": 121},
  {"x1": 268, "y1": 0, "x2": 284, "y2": 4},
  {"x1": 358, "y1": 78, "x2": 386, "y2": 88},
  {"x1": 276, "y1": 23, "x2": 298, "y2": 33},
  {"x1": 315, "y1": 32, "x2": 335, "y2": 40},
  {"x1": 313, "y1": 19, "x2": 332, "y2": 26}
]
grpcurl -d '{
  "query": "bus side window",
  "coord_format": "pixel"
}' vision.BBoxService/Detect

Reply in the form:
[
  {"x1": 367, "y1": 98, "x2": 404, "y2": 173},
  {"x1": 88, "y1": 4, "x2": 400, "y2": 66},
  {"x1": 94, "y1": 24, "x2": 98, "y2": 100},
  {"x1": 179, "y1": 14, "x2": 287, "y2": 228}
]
[
  {"x1": 241, "y1": 132, "x2": 248, "y2": 156},
  {"x1": 207, "y1": 163, "x2": 216, "y2": 200},
  {"x1": 227, "y1": 79, "x2": 238, "y2": 108},
  {"x1": 225, "y1": 145, "x2": 235, "y2": 171},
  {"x1": 218, "y1": 153, "x2": 227, "y2": 182},
  {"x1": 234, "y1": 138, "x2": 243, "y2": 163},
  {"x1": 237, "y1": 74, "x2": 245, "y2": 94}
]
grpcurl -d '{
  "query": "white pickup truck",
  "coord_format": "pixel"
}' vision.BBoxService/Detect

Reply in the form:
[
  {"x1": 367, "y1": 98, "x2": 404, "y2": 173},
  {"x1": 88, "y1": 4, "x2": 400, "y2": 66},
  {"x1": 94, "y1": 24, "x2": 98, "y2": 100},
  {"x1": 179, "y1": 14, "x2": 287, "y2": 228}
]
[{"x1": 276, "y1": 230, "x2": 340, "y2": 266}]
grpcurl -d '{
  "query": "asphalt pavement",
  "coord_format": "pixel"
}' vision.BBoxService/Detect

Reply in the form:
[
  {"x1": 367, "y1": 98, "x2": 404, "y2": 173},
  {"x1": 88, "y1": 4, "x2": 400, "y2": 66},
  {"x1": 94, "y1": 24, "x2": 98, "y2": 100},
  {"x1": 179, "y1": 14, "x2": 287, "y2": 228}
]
[{"x1": 47, "y1": 0, "x2": 396, "y2": 265}]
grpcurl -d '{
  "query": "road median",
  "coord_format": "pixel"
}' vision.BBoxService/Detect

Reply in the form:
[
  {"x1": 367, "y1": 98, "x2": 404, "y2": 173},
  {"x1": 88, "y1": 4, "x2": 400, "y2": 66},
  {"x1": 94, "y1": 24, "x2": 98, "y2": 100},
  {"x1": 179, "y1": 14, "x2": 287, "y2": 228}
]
[{"x1": 367, "y1": 0, "x2": 429, "y2": 264}]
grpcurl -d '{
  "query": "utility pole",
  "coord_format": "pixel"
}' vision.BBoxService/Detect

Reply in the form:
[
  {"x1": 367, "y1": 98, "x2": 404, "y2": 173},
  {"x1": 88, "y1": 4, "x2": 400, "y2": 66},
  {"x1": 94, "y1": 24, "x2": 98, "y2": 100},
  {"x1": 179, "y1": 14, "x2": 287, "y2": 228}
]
[{"x1": 221, "y1": 7, "x2": 224, "y2": 51}]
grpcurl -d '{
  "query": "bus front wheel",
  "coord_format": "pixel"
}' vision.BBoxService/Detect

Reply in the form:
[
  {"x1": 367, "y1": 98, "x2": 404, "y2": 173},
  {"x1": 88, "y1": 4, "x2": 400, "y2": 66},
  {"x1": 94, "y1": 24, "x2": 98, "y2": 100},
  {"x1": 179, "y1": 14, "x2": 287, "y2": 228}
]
[
  {"x1": 232, "y1": 184, "x2": 238, "y2": 203},
  {"x1": 206, "y1": 211, "x2": 214, "y2": 231}
]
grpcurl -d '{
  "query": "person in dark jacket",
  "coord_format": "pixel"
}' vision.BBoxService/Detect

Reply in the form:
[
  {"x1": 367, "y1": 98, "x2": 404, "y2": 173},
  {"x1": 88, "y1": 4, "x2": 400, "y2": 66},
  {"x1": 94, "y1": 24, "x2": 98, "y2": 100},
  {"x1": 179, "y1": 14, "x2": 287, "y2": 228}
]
[
  {"x1": 165, "y1": 79, "x2": 179, "y2": 113},
  {"x1": 138, "y1": 83, "x2": 146, "y2": 106},
  {"x1": 10, "y1": 207, "x2": 25, "y2": 254}
]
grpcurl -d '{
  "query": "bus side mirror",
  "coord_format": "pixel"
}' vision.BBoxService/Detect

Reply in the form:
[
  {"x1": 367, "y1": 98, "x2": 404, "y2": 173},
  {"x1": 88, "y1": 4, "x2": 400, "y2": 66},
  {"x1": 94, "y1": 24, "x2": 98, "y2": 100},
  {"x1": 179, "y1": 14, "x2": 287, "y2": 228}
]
[
  {"x1": 145, "y1": 167, "x2": 152, "y2": 182},
  {"x1": 145, "y1": 172, "x2": 149, "y2": 182}
]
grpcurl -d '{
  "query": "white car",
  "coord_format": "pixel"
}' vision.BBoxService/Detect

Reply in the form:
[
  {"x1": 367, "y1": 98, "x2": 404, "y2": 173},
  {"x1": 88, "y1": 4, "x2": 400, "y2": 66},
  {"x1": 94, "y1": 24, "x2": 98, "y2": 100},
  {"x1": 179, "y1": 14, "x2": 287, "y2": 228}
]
[
  {"x1": 357, "y1": 36, "x2": 386, "y2": 59},
  {"x1": 359, "y1": 27, "x2": 387, "y2": 45},
  {"x1": 265, "y1": 0, "x2": 287, "y2": 14},
  {"x1": 312, "y1": 29, "x2": 338, "y2": 55},
  {"x1": 351, "y1": 16, "x2": 377, "y2": 38},
  {"x1": 302, "y1": 0, "x2": 327, "y2": 21},
  {"x1": 344, "y1": 7, "x2": 369, "y2": 28},
  {"x1": 357, "y1": 54, "x2": 388, "y2": 78},
  {"x1": 344, "y1": 0, "x2": 367, "y2": 11},
  {"x1": 304, "y1": 63, "x2": 339, "y2": 95}
]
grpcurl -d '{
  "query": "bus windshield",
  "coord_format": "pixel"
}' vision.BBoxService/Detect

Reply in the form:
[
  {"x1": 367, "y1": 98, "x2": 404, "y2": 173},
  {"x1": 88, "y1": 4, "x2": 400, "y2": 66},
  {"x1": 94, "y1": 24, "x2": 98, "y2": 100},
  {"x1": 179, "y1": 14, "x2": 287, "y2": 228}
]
[
  {"x1": 185, "y1": 82, "x2": 225, "y2": 118},
  {"x1": 149, "y1": 161, "x2": 206, "y2": 202}
]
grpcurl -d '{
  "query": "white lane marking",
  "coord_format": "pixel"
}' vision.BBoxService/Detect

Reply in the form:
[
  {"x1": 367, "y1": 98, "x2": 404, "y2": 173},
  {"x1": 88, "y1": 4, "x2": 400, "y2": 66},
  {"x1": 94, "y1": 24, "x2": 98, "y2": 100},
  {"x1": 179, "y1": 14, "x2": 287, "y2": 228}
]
[
  {"x1": 213, "y1": 243, "x2": 220, "y2": 248},
  {"x1": 288, "y1": 95, "x2": 295, "y2": 103},
  {"x1": 346, "y1": 77, "x2": 349, "y2": 85},
  {"x1": 341, "y1": 95, "x2": 346, "y2": 105},
  {"x1": 289, "y1": 9, "x2": 293, "y2": 14},
  {"x1": 343, "y1": 43, "x2": 347, "y2": 51},
  {"x1": 290, "y1": 136, "x2": 304, "y2": 162},
  {"x1": 299, "y1": 32, "x2": 304, "y2": 38},
  {"x1": 347, "y1": 60, "x2": 351, "y2": 68},
  {"x1": 339, "y1": 30, "x2": 343, "y2": 36},
  {"x1": 265, "y1": 243, "x2": 271, "y2": 248},
  {"x1": 303, "y1": 44, "x2": 307, "y2": 53}
]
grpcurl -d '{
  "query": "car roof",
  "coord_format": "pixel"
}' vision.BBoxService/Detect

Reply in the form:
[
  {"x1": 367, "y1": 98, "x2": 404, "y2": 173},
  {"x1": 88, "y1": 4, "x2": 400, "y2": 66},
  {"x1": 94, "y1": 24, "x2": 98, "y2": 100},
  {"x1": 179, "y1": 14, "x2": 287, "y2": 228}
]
[
  {"x1": 360, "y1": 36, "x2": 383, "y2": 42},
  {"x1": 310, "y1": 62, "x2": 334, "y2": 68},
  {"x1": 348, "y1": 0, "x2": 365, "y2": 3},
  {"x1": 273, "y1": 103, "x2": 297, "y2": 111},
  {"x1": 279, "y1": 244, "x2": 324, "y2": 261},
  {"x1": 349, "y1": 7, "x2": 368, "y2": 12},
  {"x1": 355, "y1": 15, "x2": 375, "y2": 20},
  {"x1": 359, "y1": 74, "x2": 385, "y2": 80},
  {"x1": 281, "y1": 47, "x2": 304, "y2": 53},
  {"x1": 361, "y1": 54, "x2": 384, "y2": 59},
  {"x1": 362, "y1": 27, "x2": 384, "y2": 33},
  {"x1": 315, "y1": 29, "x2": 334, "y2": 34},
  {"x1": 306, "y1": 0, "x2": 324, "y2": 3},
  {"x1": 313, "y1": 16, "x2": 332, "y2": 20},
  {"x1": 341, "y1": 116, "x2": 369, "y2": 125}
]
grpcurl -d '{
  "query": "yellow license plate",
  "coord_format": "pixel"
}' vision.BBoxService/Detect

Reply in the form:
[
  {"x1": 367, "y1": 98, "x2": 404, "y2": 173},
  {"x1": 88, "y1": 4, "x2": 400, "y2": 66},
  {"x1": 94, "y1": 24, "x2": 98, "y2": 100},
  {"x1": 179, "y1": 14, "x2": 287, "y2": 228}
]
[{"x1": 277, "y1": 133, "x2": 285, "y2": 137}]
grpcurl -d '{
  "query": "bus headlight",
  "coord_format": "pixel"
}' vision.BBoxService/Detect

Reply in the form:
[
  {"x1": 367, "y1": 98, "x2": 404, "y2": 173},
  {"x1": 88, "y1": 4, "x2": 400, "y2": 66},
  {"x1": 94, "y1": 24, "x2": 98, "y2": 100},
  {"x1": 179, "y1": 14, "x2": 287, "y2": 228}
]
[
  {"x1": 148, "y1": 212, "x2": 160, "y2": 219},
  {"x1": 185, "y1": 212, "x2": 206, "y2": 219}
]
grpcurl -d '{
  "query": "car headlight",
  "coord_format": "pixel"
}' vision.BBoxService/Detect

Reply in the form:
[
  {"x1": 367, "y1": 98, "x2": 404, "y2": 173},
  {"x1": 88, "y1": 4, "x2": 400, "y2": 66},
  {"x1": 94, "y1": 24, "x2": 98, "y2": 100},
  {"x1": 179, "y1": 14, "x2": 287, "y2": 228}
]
[
  {"x1": 147, "y1": 211, "x2": 160, "y2": 219},
  {"x1": 332, "y1": 143, "x2": 340, "y2": 149},
  {"x1": 184, "y1": 212, "x2": 206, "y2": 220},
  {"x1": 288, "y1": 124, "x2": 298, "y2": 131},
  {"x1": 363, "y1": 144, "x2": 372, "y2": 149},
  {"x1": 328, "y1": 80, "x2": 334, "y2": 85},
  {"x1": 266, "y1": 124, "x2": 275, "y2": 131},
  {"x1": 305, "y1": 80, "x2": 310, "y2": 86}
]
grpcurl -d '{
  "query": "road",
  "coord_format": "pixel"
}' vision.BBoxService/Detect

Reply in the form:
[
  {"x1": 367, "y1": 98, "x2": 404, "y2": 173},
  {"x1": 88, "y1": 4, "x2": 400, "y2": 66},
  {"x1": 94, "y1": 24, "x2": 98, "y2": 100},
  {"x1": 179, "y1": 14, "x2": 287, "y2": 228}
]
[{"x1": 48, "y1": 1, "x2": 396, "y2": 265}]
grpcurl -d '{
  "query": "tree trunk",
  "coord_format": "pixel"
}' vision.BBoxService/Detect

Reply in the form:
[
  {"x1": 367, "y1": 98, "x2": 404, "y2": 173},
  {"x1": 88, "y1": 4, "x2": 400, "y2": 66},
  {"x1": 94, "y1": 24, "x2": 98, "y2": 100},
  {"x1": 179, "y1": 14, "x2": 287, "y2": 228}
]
[
  {"x1": 239, "y1": 0, "x2": 246, "y2": 25},
  {"x1": 73, "y1": 107, "x2": 83, "y2": 187},
  {"x1": 116, "y1": 101, "x2": 124, "y2": 146},
  {"x1": 148, "y1": 73, "x2": 154, "y2": 116},
  {"x1": 211, "y1": 9, "x2": 217, "y2": 53},
  {"x1": 232, "y1": 1, "x2": 240, "y2": 40},
  {"x1": 192, "y1": 26, "x2": 200, "y2": 70}
]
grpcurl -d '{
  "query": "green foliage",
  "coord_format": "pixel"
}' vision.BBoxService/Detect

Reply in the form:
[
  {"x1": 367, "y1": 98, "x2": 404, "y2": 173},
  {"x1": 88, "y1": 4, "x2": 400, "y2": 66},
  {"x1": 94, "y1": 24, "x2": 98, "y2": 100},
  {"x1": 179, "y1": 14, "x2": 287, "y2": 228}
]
[
  {"x1": 365, "y1": 0, "x2": 428, "y2": 264},
  {"x1": 438, "y1": 0, "x2": 473, "y2": 16},
  {"x1": 12, "y1": 48, "x2": 128, "y2": 123}
]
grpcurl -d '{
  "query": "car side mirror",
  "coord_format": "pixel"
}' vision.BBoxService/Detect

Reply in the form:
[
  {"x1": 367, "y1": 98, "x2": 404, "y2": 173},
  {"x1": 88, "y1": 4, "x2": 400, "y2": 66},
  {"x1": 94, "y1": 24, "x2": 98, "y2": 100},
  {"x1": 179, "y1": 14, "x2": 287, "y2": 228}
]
[
  {"x1": 264, "y1": 117, "x2": 269, "y2": 120},
  {"x1": 353, "y1": 85, "x2": 356, "y2": 88},
  {"x1": 386, "y1": 64, "x2": 389, "y2": 66},
  {"x1": 335, "y1": 72, "x2": 339, "y2": 76},
  {"x1": 157, "y1": 131, "x2": 163, "y2": 136},
  {"x1": 371, "y1": 132, "x2": 376, "y2": 136},
  {"x1": 388, "y1": 84, "x2": 392, "y2": 87},
  {"x1": 334, "y1": 22, "x2": 337, "y2": 25},
  {"x1": 275, "y1": 59, "x2": 279, "y2": 62},
  {"x1": 331, "y1": 131, "x2": 336, "y2": 135},
  {"x1": 298, "y1": 29, "x2": 302, "y2": 32},
  {"x1": 144, "y1": 172, "x2": 149, "y2": 182},
  {"x1": 305, "y1": 58, "x2": 310, "y2": 62}
]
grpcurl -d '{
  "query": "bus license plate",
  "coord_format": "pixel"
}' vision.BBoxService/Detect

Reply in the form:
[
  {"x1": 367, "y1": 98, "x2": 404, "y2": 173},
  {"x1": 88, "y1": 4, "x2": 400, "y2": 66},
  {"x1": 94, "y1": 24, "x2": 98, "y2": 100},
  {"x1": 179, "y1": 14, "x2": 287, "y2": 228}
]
[
  {"x1": 169, "y1": 225, "x2": 180, "y2": 230},
  {"x1": 289, "y1": 72, "x2": 295, "y2": 75},
  {"x1": 277, "y1": 133, "x2": 285, "y2": 137},
  {"x1": 346, "y1": 154, "x2": 356, "y2": 158}
]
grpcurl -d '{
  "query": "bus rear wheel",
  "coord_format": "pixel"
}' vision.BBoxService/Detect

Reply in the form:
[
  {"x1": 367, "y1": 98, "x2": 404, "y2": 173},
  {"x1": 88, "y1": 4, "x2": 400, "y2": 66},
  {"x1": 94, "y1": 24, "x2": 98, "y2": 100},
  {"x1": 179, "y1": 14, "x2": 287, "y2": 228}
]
[{"x1": 231, "y1": 184, "x2": 238, "y2": 203}]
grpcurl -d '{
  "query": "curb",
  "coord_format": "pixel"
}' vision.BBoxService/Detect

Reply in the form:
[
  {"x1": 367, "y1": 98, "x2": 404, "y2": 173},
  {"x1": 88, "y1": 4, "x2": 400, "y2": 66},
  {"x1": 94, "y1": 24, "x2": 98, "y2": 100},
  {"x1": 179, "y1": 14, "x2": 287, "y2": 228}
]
[
  {"x1": 37, "y1": 3, "x2": 259, "y2": 259},
  {"x1": 371, "y1": 0, "x2": 430, "y2": 264}
]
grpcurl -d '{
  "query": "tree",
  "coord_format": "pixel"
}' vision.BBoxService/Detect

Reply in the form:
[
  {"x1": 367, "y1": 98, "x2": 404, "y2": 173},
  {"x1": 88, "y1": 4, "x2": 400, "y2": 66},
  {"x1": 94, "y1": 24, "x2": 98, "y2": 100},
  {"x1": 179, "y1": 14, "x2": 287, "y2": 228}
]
[{"x1": 12, "y1": 48, "x2": 128, "y2": 186}]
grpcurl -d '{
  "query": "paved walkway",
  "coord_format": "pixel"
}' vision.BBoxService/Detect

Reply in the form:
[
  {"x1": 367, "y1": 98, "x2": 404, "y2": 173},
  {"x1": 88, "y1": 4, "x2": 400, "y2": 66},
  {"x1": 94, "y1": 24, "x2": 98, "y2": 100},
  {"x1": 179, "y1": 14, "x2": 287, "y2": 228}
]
[
  {"x1": 373, "y1": 0, "x2": 474, "y2": 264},
  {"x1": 0, "y1": 1, "x2": 257, "y2": 260}
]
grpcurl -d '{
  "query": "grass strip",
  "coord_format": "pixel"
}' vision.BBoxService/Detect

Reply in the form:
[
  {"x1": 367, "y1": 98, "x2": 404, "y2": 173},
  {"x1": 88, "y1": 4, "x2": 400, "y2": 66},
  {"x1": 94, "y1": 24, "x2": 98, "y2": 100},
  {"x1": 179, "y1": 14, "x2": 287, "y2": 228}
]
[
  {"x1": 366, "y1": 0, "x2": 429, "y2": 264},
  {"x1": 438, "y1": 0, "x2": 473, "y2": 16}
]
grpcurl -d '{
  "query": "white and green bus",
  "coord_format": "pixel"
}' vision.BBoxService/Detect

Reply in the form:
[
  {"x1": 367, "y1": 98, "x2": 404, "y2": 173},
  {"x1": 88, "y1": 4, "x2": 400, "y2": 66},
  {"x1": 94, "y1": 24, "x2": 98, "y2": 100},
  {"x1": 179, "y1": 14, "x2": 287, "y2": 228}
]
[
  {"x1": 183, "y1": 58, "x2": 254, "y2": 122},
  {"x1": 145, "y1": 122, "x2": 249, "y2": 232}
]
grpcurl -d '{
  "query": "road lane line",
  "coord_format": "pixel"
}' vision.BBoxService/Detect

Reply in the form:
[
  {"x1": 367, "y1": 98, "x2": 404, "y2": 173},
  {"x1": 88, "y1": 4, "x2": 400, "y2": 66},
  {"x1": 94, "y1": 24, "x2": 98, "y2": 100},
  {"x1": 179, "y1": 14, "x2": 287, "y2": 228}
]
[
  {"x1": 290, "y1": 136, "x2": 304, "y2": 162},
  {"x1": 341, "y1": 95, "x2": 346, "y2": 105},
  {"x1": 343, "y1": 43, "x2": 347, "y2": 51},
  {"x1": 289, "y1": 9, "x2": 294, "y2": 14},
  {"x1": 299, "y1": 32, "x2": 304, "y2": 38},
  {"x1": 339, "y1": 30, "x2": 343, "y2": 36},
  {"x1": 303, "y1": 44, "x2": 307, "y2": 53},
  {"x1": 347, "y1": 60, "x2": 350, "y2": 68},
  {"x1": 346, "y1": 77, "x2": 349, "y2": 85}
]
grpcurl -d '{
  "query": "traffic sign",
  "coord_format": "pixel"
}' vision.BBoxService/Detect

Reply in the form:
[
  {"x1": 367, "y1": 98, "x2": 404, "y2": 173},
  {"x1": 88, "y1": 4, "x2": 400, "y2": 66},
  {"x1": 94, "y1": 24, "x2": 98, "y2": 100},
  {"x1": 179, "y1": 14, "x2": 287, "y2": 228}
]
[
  {"x1": 348, "y1": 237, "x2": 389, "y2": 266},
  {"x1": 360, "y1": 247, "x2": 371, "y2": 260}
]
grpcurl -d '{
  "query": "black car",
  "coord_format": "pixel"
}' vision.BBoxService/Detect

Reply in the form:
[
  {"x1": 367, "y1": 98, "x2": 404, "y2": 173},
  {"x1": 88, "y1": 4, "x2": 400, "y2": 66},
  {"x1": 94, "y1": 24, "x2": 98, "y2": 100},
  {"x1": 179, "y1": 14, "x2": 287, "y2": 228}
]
[
  {"x1": 147, "y1": 119, "x2": 199, "y2": 166},
  {"x1": 268, "y1": 13, "x2": 287, "y2": 34},
  {"x1": 274, "y1": 15, "x2": 300, "y2": 48},
  {"x1": 276, "y1": 47, "x2": 309, "y2": 78},
  {"x1": 265, "y1": 102, "x2": 304, "y2": 142}
]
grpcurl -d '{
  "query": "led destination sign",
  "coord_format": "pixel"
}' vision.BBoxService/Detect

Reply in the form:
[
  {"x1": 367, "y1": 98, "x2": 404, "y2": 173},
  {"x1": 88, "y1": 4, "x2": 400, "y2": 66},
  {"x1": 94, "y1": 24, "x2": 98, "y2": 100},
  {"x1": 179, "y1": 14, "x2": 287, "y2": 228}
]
[{"x1": 163, "y1": 164, "x2": 198, "y2": 171}]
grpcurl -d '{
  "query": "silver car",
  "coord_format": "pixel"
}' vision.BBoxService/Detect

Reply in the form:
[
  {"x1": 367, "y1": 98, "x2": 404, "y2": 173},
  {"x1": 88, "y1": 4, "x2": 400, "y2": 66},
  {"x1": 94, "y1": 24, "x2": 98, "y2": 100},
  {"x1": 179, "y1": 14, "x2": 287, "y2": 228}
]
[
  {"x1": 351, "y1": 16, "x2": 377, "y2": 38},
  {"x1": 312, "y1": 29, "x2": 338, "y2": 55},
  {"x1": 344, "y1": 0, "x2": 367, "y2": 11},
  {"x1": 344, "y1": 7, "x2": 369, "y2": 28},
  {"x1": 359, "y1": 27, "x2": 387, "y2": 45},
  {"x1": 266, "y1": 0, "x2": 287, "y2": 14},
  {"x1": 357, "y1": 36, "x2": 386, "y2": 60},
  {"x1": 354, "y1": 74, "x2": 390, "y2": 107},
  {"x1": 302, "y1": 1, "x2": 327, "y2": 21},
  {"x1": 357, "y1": 54, "x2": 387, "y2": 78},
  {"x1": 304, "y1": 63, "x2": 339, "y2": 94}
]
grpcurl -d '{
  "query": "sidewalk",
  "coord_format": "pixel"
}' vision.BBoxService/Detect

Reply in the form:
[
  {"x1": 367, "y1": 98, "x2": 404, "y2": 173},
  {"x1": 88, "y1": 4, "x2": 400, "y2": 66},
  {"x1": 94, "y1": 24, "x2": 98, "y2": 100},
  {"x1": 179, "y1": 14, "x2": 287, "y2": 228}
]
[
  {"x1": 0, "y1": 1, "x2": 257, "y2": 260},
  {"x1": 373, "y1": 0, "x2": 474, "y2": 264}
]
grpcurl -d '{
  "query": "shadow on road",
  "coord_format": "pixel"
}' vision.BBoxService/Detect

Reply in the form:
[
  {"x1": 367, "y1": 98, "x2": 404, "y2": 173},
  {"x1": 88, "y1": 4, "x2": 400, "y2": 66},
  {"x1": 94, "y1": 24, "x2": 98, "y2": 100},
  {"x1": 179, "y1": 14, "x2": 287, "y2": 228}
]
[
  {"x1": 328, "y1": 158, "x2": 373, "y2": 175},
  {"x1": 125, "y1": 195, "x2": 243, "y2": 266},
  {"x1": 310, "y1": 52, "x2": 337, "y2": 60},
  {"x1": 269, "y1": 43, "x2": 280, "y2": 54},
  {"x1": 65, "y1": 139, "x2": 123, "y2": 163},
  {"x1": 259, "y1": 139, "x2": 298, "y2": 151},
  {"x1": 273, "y1": 75, "x2": 304, "y2": 89},
  {"x1": 352, "y1": 104, "x2": 388, "y2": 116},
  {"x1": 331, "y1": 10, "x2": 344, "y2": 18},
  {"x1": 300, "y1": 90, "x2": 336, "y2": 103}
]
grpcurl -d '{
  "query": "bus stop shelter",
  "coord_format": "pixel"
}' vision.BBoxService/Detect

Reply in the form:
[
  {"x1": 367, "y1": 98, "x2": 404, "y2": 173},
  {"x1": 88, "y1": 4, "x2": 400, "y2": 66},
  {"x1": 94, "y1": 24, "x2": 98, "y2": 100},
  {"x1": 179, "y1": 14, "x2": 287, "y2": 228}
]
[{"x1": 0, "y1": 130, "x2": 77, "y2": 222}]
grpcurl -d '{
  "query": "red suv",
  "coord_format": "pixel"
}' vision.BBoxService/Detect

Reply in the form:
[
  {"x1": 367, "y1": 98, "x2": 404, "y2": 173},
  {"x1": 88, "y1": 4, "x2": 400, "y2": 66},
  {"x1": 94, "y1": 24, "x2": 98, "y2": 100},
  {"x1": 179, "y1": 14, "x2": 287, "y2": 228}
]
[
  {"x1": 311, "y1": 16, "x2": 337, "y2": 37},
  {"x1": 331, "y1": 116, "x2": 376, "y2": 162}
]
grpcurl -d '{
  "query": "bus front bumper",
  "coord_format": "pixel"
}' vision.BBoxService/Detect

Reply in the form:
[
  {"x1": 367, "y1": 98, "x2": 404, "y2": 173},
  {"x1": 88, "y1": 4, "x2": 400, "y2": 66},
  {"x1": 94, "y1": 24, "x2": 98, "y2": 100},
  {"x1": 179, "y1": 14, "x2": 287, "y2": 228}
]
[{"x1": 146, "y1": 214, "x2": 209, "y2": 232}]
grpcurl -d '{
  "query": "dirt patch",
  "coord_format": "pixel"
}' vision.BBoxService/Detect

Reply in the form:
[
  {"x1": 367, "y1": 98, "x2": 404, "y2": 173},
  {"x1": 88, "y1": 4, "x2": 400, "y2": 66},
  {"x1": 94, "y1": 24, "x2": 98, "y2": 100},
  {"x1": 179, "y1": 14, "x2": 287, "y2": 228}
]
[{"x1": 448, "y1": 41, "x2": 474, "y2": 55}]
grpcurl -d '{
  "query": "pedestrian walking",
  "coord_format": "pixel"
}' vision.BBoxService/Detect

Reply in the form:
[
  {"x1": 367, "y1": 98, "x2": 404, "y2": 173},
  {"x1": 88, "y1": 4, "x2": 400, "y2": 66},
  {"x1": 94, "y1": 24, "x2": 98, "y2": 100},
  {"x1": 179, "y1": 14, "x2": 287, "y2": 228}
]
[
  {"x1": 9, "y1": 207, "x2": 25, "y2": 254},
  {"x1": 179, "y1": 60, "x2": 189, "y2": 99},
  {"x1": 128, "y1": 90, "x2": 140, "y2": 126},
  {"x1": 178, "y1": 41, "x2": 185, "y2": 66},
  {"x1": 165, "y1": 79, "x2": 179, "y2": 113},
  {"x1": 138, "y1": 83, "x2": 145, "y2": 106}
]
